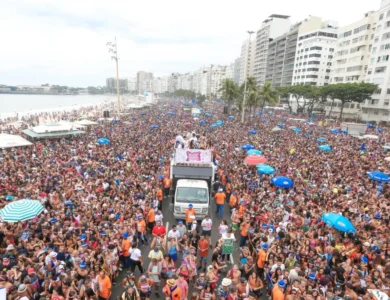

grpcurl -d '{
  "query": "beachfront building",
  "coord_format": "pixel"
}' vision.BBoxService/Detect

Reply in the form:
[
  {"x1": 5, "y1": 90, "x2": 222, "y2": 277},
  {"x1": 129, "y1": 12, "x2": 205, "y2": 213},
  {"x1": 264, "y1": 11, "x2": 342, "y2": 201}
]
[
  {"x1": 128, "y1": 77, "x2": 137, "y2": 92},
  {"x1": 253, "y1": 15, "x2": 291, "y2": 86},
  {"x1": 152, "y1": 76, "x2": 169, "y2": 94},
  {"x1": 137, "y1": 71, "x2": 154, "y2": 94},
  {"x1": 363, "y1": 0, "x2": 390, "y2": 122},
  {"x1": 210, "y1": 65, "x2": 227, "y2": 98},
  {"x1": 325, "y1": 11, "x2": 377, "y2": 119},
  {"x1": 106, "y1": 78, "x2": 129, "y2": 93},
  {"x1": 239, "y1": 39, "x2": 256, "y2": 85},
  {"x1": 234, "y1": 57, "x2": 241, "y2": 85}
]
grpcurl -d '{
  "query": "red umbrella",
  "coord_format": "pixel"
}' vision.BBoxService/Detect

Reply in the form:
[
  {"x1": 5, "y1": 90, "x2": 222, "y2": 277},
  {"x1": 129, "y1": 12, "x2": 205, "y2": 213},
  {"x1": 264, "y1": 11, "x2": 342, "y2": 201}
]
[{"x1": 244, "y1": 155, "x2": 268, "y2": 165}]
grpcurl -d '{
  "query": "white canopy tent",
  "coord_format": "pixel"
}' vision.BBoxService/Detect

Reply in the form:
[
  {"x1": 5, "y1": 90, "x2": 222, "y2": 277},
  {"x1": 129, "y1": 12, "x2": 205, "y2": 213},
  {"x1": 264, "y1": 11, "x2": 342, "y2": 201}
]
[
  {"x1": 0, "y1": 134, "x2": 33, "y2": 148},
  {"x1": 58, "y1": 121, "x2": 85, "y2": 130},
  {"x1": 75, "y1": 120, "x2": 98, "y2": 126}
]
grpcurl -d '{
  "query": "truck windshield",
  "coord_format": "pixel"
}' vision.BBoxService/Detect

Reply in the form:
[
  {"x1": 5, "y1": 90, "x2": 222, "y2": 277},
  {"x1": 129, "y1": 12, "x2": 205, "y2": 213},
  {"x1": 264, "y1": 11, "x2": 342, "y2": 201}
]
[{"x1": 176, "y1": 187, "x2": 208, "y2": 203}]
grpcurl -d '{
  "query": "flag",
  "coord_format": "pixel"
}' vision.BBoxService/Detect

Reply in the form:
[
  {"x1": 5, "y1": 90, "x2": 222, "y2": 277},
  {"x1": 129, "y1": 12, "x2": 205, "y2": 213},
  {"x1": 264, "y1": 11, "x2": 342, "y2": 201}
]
[
  {"x1": 361, "y1": 143, "x2": 366, "y2": 151},
  {"x1": 324, "y1": 119, "x2": 328, "y2": 126}
]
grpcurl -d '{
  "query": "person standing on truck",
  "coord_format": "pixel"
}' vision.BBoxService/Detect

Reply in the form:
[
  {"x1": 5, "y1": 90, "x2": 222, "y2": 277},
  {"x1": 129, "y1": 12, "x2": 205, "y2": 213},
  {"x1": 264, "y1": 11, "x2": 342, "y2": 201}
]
[
  {"x1": 185, "y1": 204, "x2": 196, "y2": 230},
  {"x1": 163, "y1": 176, "x2": 172, "y2": 198},
  {"x1": 215, "y1": 189, "x2": 226, "y2": 219}
]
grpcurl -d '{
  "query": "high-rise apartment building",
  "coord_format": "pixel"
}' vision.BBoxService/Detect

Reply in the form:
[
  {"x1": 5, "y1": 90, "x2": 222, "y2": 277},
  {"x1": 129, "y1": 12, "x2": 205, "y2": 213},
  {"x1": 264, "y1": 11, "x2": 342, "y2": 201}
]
[
  {"x1": 265, "y1": 21, "x2": 300, "y2": 87},
  {"x1": 137, "y1": 71, "x2": 153, "y2": 94},
  {"x1": 128, "y1": 77, "x2": 137, "y2": 92},
  {"x1": 325, "y1": 12, "x2": 377, "y2": 119},
  {"x1": 106, "y1": 78, "x2": 128, "y2": 93},
  {"x1": 234, "y1": 58, "x2": 241, "y2": 85},
  {"x1": 153, "y1": 76, "x2": 169, "y2": 94},
  {"x1": 239, "y1": 40, "x2": 256, "y2": 85},
  {"x1": 292, "y1": 18, "x2": 338, "y2": 87},
  {"x1": 253, "y1": 15, "x2": 291, "y2": 86},
  {"x1": 363, "y1": 0, "x2": 390, "y2": 121}
]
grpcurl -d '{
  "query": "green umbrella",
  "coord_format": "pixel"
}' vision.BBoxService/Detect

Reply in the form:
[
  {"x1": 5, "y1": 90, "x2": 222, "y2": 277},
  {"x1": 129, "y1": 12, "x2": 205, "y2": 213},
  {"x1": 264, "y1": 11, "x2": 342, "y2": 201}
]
[{"x1": 0, "y1": 200, "x2": 44, "y2": 222}]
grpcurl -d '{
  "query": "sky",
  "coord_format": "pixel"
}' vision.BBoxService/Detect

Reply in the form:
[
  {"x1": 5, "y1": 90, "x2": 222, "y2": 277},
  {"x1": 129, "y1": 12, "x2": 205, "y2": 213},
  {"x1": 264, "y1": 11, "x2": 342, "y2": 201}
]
[{"x1": 0, "y1": 0, "x2": 378, "y2": 87}]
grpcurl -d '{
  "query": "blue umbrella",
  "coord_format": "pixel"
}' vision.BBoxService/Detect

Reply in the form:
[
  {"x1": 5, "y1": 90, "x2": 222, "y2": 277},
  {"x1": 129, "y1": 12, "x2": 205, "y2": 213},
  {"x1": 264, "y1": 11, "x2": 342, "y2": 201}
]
[
  {"x1": 97, "y1": 138, "x2": 110, "y2": 145},
  {"x1": 228, "y1": 116, "x2": 234, "y2": 121},
  {"x1": 205, "y1": 112, "x2": 212, "y2": 117},
  {"x1": 241, "y1": 144, "x2": 255, "y2": 150},
  {"x1": 210, "y1": 123, "x2": 218, "y2": 128},
  {"x1": 317, "y1": 137, "x2": 326, "y2": 143},
  {"x1": 377, "y1": 128, "x2": 383, "y2": 133},
  {"x1": 293, "y1": 128, "x2": 301, "y2": 133},
  {"x1": 322, "y1": 212, "x2": 356, "y2": 233},
  {"x1": 192, "y1": 99, "x2": 196, "y2": 104},
  {"x1": 200, "y1": 120, "x2": 206, "y2": 125},
  {"x1": 167, "y1": 111, "x2": 176, "y2": 116},
  {"x1": 249, "y1": 129, "x2": 258, "y2": 134},
  {"x1": 318, "y1": 145, "x2": 332, "y2": 152},
  {"x1": 216, "y1": 120, "x2": 224, "y2": 126},
  {"x1": 151, "y1": 125, "x2": 159, "y2": 129},
  {"x1": 0, "y1": 199, "x2": 44, "y2": 222},
  {"x1": 331, "y1": 128, "x2": 340, "y2": 134},
  {"x1": 141, "y1": 112, "x2": 146, "y2": 116},
  {"x1": 261, "y1": 119, "x2": 269, "y2": 123},
  {"x1": 277, "y1": 123, "x2": 285, "y2": 127},
  {"x1": 247, "y1": 149, "x2": 262, "y2": 156},
  {"x1": 257, "y1": 164, "x2": 275, "y2": 175},
  {"x1": 366, "y1": 122, "x2": 375, "y2": 128},
  {"x1": 192, "y1": 113, "x2": 200, "y2": 117},
  {"x1": 368, "y1": 171, "x2": 390, "y2": 182},
  {"x1": 340, "y1": 130, "x2": 348, "y2": 134},
  {"x1": 270, "y1": 176, "x2": 294, "y2": 188}
]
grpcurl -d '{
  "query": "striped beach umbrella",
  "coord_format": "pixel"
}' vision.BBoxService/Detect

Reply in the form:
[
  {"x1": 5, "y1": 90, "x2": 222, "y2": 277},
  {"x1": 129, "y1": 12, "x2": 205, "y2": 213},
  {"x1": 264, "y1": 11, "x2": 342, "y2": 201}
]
[{"x1": 0, "y1": 200, "x2": 44, "y2": 222}]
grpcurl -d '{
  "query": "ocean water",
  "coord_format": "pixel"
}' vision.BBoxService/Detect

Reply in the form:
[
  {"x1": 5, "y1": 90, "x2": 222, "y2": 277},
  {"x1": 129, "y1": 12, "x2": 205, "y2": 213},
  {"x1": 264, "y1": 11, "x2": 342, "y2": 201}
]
[{"x1": 0, "y1": 94, "x2": 115, "y2": 117}]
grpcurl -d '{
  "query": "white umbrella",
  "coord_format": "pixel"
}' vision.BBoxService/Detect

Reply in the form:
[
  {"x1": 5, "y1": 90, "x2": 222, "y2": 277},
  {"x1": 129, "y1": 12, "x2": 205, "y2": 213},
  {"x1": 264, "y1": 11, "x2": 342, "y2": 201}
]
[
  {"x1": 271, "y1": 127, "x2": 282, "y2": 132},
  {"x1": 363, "y1": 134, "x2": 379, "y2": 140}
]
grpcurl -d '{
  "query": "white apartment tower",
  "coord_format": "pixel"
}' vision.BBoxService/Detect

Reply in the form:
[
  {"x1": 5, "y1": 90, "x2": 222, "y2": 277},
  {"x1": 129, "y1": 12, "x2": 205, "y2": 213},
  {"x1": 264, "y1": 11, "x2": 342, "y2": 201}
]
[
  {"x1": 364, "y1": 0, "x2": 390, "y2": 121},
  {"x1": 239, "y1": 40, "x2": 255, "y2": 85},
  {"x1": 253, "y1": 15, "x2": 291, "y2": 86},
  {"x1": 325, "y1": 12, "x2": 377, "y2": 119},
  {"x1": 292, "y1": 18, "x2": 338, "y2": 87}
]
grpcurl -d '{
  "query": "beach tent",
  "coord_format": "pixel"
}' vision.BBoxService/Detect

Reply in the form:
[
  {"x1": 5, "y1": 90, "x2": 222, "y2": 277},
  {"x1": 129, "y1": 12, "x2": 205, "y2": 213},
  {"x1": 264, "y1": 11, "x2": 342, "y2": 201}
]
[
  {"x1": 0, "y1": 134, "x2": 32, "y2": 148},
  {"x1": 75, "y1": 120, "x2": 99, "y2": 126}
]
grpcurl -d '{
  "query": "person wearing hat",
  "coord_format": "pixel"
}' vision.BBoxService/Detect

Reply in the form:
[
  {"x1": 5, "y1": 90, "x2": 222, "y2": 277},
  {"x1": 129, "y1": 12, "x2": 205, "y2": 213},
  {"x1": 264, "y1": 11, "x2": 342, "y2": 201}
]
[
  {"x1": 122, "y1": 232, "x2": 131, "y2": 269},
  {"x1": 163, "y1": 278, "x2": 182, "y2": 300},
  {"x1": 272, "y1": 280, "x2": 286, "y2": 300},
  {"x1": 185, "y1": 204, "x2": 196, "y2": 230},
  {"x1": 217, "y1": 278, "x2": 232, "y2": 299},
  {"x1": 214, "y1": 188, "x2": 226, "y2": 219},
  {"x1": 121, "y1": 284, "x2": 140, "y2": 300},
  {"x1": 257, "y1": 244, "x2": 268, "y2": 279}
]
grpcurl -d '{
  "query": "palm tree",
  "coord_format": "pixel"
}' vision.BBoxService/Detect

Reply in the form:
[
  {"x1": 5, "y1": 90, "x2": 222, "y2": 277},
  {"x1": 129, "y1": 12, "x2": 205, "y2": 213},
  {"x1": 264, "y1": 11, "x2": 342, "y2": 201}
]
[
  {"x1": 218, "y1": 79, "x2": 240, "y2": 114},
  {"x1": 240, "y1": 77, "x2": 258, "y2": 116},
  {"x1": 258, "y1": 82, "x2": 279, "y2": 116},
  {"x1": 247, "y1": 90, "x2": 261, "y2": 118}
]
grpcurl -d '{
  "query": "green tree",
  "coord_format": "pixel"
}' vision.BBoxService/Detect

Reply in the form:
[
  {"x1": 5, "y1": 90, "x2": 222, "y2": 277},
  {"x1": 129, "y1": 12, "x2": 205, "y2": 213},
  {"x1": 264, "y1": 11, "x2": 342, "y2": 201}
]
[
  {"x1": 258, "y1": 82, "x2": 279, "y2": 115},
  {"x1": 330, "y1": 83, "x2": 377, "y2": 120},
  {"x1": 218, "y1": 78, "x2": 240, "y2": 113},
  {"x1": 174, "y1": 89, "x2": 196, "y2": 99},
  {"x1": 276, "y1": 86, "x2": 292, "y2": 113},
  {"x1": 196, "y1": 94, "x2": 207, "y2": 104}
]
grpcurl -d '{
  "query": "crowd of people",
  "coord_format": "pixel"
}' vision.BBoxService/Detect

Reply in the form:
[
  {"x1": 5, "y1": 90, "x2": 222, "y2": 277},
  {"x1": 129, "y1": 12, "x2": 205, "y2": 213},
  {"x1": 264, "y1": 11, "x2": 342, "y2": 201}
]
[{"x1": 0, "y1": 98, "x2": 389, "y2": 300}]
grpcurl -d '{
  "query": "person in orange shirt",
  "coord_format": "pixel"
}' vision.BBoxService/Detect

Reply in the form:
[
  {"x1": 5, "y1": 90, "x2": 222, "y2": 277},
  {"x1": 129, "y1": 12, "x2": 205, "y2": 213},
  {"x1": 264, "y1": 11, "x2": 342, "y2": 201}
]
[
  {"x1": 96, "y1": 269, "x2": 112, "y2": 300},
  {"x1": 163, "y1": 279, "x2": 182, "y2": 300},
  {"x1": 229, "y1": 191, "x2": 238, "y2": 214},
  {"x1": 147, "y1": 208, "x2": 155, "y2": 232},
  {"x1": 272, "y1": 280, "x2": 286, "y2": 300},
  {"x1": 122, "y1": 232, "x2": 131, "y2": 269},
  {"x1": 157, "y1": 188, "x2": 163, "y2": 210},
  {"x1": 136, "y1": 215, "x2": 148, "y2": 246},
  {"x1": 239, "y1": 220, "x2": 249, "y2": 247},
  {"x1": 257, "y1": 244, "x2": 268, "y2": 278},
  {"x1": 163, "y1": 177, "x2": 172, "y2": 198},
  {"x1": 185, "y1": 204, "x2": 196, "y2": 230},
  {"x1": 225, "y1": 180, "x2": 232, "y2": 203},
  {"x1": 214, "y1": 188, "x2": 226, "y2": 218}
]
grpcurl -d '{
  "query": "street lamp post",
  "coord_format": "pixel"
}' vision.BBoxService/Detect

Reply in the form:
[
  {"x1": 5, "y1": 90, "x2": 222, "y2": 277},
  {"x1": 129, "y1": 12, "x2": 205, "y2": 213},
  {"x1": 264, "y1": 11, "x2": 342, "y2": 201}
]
[
  {"x1": 209, "y1": 64, "x2": 214, "y2": 104},
  {"x1": 241, "y1": 30, "x2": 255, "y2": 123},
  {"x1": 106, "y1": 37, "x2": 121, "y2": 113}
]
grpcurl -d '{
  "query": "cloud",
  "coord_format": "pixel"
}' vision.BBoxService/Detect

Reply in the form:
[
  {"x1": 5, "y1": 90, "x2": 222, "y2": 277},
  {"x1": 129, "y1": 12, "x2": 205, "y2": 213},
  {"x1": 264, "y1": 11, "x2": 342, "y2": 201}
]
[{"x1": 0, "y1": 0, "x2": 377, "y2": 86}]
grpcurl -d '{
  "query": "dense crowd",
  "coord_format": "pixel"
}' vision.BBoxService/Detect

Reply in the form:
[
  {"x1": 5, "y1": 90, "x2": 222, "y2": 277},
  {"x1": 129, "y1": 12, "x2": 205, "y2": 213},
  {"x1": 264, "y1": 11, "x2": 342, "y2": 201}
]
[{"x1": 0, "y1": 99, "x2": 389, "y2": 300}]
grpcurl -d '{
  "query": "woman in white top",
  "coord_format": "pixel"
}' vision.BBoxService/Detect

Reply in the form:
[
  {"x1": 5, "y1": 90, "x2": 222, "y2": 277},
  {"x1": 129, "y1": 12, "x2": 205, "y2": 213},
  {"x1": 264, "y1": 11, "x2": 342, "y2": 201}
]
[{"x1": 218, "y1": 220, "x2": 229, "y2": 235}]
